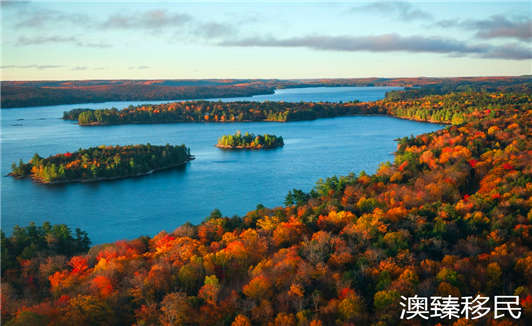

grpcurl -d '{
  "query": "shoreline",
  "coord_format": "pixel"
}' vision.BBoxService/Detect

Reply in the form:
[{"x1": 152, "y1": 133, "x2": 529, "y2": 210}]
[
  {"x1": 1, "y1": 89, "x2": 277, "y2": 109},
  {"x1": 74, "y1": 112, "x2": 452, "y2": 127},
  {"x1": 387, "y1": 114, "x2": 451, "y2": 125},
  {"x1": 2, "y1": 84, "x2": 405, "y2": 109},
  {"x1": 77, "y1": 119, "x2": 275, "y2": 126}
]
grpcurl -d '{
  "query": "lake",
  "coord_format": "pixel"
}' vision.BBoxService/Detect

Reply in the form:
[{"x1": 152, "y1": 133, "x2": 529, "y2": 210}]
[{"x1": 1, "y1": 87, "x2": 444, "y2": 244}]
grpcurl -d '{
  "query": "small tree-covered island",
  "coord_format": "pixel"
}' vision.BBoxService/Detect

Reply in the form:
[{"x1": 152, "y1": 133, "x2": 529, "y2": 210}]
[
  {"x1": 9, "y1": 144, "x2": 193, "y2": 184},
  {"x1": 216, "y1": 132, "x2": 284, "y2": 150}
]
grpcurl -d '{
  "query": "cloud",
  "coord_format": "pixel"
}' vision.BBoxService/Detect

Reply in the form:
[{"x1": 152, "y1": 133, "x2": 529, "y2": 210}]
[
  {"x1": 72, "y1": 66, "x2": 88, "y2": 71},
  {"x1": 433, "y1": 19, "x2": 455, "y2": 29},
  {"x1": 16, "y1": 35, "x2": 111, "y2": 48},
  {"x1": 481, "y1": 43, "x2": 532, "y2": 60},
  {"x1": 1, "y1": 0, "x2": 31, "y2": 9},
  {"x1": 17, "y1": 35, "x2": 77, "y2": 45},
  {"x1": 15, "y1": 8, "x2": 91, "y2": 28},
  {"x1": 81, "y1": 42, "x2": 112, "y2": 49},
  {"x1": 13, "y1": 7, "x2": 190, "y2": 32},
  {"x1": 352, "y1": 1, "x2": 432, "y2": 21},
  {"x1": 220, "y1": 34, "x2": 531, "y2": 60},
  {"x1": 128, "y1": 65, "x2": 150, "y2": 70},
  {"x1": 10, "y1": 7, "x2": 237, "y2": 46},
  {"x1": 434, "y1": 15, "x2": 531, "y2": 42},
  {"x1": 100, "y1": 9, "x2": 238, "y2": 41},
  {"x1": 221, "y1": 34, "x2": 483, "y2": 54},
  {"x1": 467, "y1": 15, "x2": 531, "y2": 41},
  {"x1": 0, "y1": 64, "x2": 64, "y2": 70},
  {"x1": 194, "y1": 22, "x2": 235, "y2": 38},
  {"x1": 101, "y1": 10, "x2": 191, "y2": 30}
]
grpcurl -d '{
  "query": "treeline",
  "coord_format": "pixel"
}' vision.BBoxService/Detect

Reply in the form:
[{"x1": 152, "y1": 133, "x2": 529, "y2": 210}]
[
  {"x1": 379, "y1": 91, "x2": 531, "y2": 124},
  {"x1": 63, "y1": 91, "x2": 532, "y2": 127},
  {"x1": 62, "y1": 108, "x2": 91, "y2": 120},
  {"x1": 9, "y1": 144, "x2": 192, "y2": 184},
  {"x1": 216, "y1": 132, "x2": 284, "y2": 149},
  {"x1": 63, "y1": 100, "x2": 377, "y2": 125},
  {"x1": 1, "y1": 82, "x2": 275, "y2": 108},
  {"x1": 385, "y1": 78, "x2": 532, "y2": 101},
  {"x1": 2, "y1": 222, "x2": 90, "y2": 278},
  {"x1": 4, "y1": 76, "x2": 530, "y2": 108},
  {"x1": 2, "y1": 90, "x2": 531, "y2": 325}
]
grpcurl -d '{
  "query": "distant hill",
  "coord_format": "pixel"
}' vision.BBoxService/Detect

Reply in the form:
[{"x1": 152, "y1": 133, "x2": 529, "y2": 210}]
[{"x1": 2, "y1": 76, "x2": 530, "y2": 108}]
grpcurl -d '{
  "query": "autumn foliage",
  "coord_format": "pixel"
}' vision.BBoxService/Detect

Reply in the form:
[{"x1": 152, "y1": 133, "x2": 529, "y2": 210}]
[
  {"x1": 2, "y1": 88, "x2": 531, "y2": 325},
  {"x1": 10, "y1": 144, "x2": 192, "y2": 184}
]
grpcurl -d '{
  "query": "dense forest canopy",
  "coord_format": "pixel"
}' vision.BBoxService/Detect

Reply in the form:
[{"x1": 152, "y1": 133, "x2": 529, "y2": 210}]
[
  {"x1": 380, "y1": 91, "x2": 531, "y2": 125},
  {"x1": 385, "y1": 79, "x2": 532, "y2": 101},
  {"x1": 9, "y1": 144, "x2": 192, "y2": 184},
  {"x1": 216, "y1": 132, "x2": 284, "y2": 149},
  {"x1": 63, "y1": 101, "x2": 374, "y2": 125},
  {"x1": 63, "y1": 90, "x2": 531, "y2": 127},
  {"x1": 2, "y1": 222, "x2": 91, "y2": 274},
  {"x1": 2, "y1": 85, "x2": 531, "y2": 325}
]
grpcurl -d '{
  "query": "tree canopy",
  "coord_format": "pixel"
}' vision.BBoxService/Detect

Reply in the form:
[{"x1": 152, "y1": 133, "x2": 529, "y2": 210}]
[
  {"x1": 10, "y1": 144, "x2": 192, "y2": 184},
  {"x1": 3, "y1": 87, "x2": 532, "y2": 325},
  {"x1": 216, "y1": 132, "x2": 284, "y2": 149}
]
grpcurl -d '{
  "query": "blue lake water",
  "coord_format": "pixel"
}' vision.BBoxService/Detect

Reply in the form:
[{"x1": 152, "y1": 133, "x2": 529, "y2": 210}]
[{"x1": 1, "y1": 87, "x2": 444, "y2": 244}]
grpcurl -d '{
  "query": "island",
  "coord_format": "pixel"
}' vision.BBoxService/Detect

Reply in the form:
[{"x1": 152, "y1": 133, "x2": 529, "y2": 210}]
[
  {"x1": 62, "y1": 100, "x2": 379, "y2": 126},
  {"x1": 3, "y1": 84, "x2": 532, "y2": 325},
  {"x1": 61, "y1": 86, "x2": 529, "y2": 127},
  {"x1": 9, "y1": 144, "x2": 193, "y2": 184},
  {"x1": 3, "y1": 77, "x2": 529, "y2": 108},
  {"x1": 216, "y1": 131, "x2": 284, "y2": 150}
]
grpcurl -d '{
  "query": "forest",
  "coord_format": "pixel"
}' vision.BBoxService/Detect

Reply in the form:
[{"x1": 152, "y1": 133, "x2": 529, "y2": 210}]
[
  {"x1": 63, "y1": 101, "x2": 378, "y2": 125},
  {"x1": 9, "y1": 144, "x2": 192, "y2": 184},
  {"x1": 379, "y1": 91, "x2": 531, "y2": 125},
  {"x1": 2, "y1": 86, "x2": 531, "y2": 325},
  {"x1": 1, "y1": 80, "x2": 276, "y2": 108},
  {"x1": 4, "y1": 76, "x2": 529, "y2": 108},
  {"x1": 216, "y1": 132, "x2": 284, "y2": 150},
  {"x1": 63, "y1": 91, "x2": 531, "y2": 127}
]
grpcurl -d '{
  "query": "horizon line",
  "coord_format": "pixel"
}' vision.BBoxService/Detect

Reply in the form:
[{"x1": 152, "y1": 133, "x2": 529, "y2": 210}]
[{"x1": 3, "y1": 74, "x2": 531, "y2": 83}]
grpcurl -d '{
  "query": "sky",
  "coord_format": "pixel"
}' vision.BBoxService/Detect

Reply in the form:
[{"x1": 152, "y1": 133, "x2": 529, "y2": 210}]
[{"x1": 1, "y1": 0, "x2": 531, "y2": 80}]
